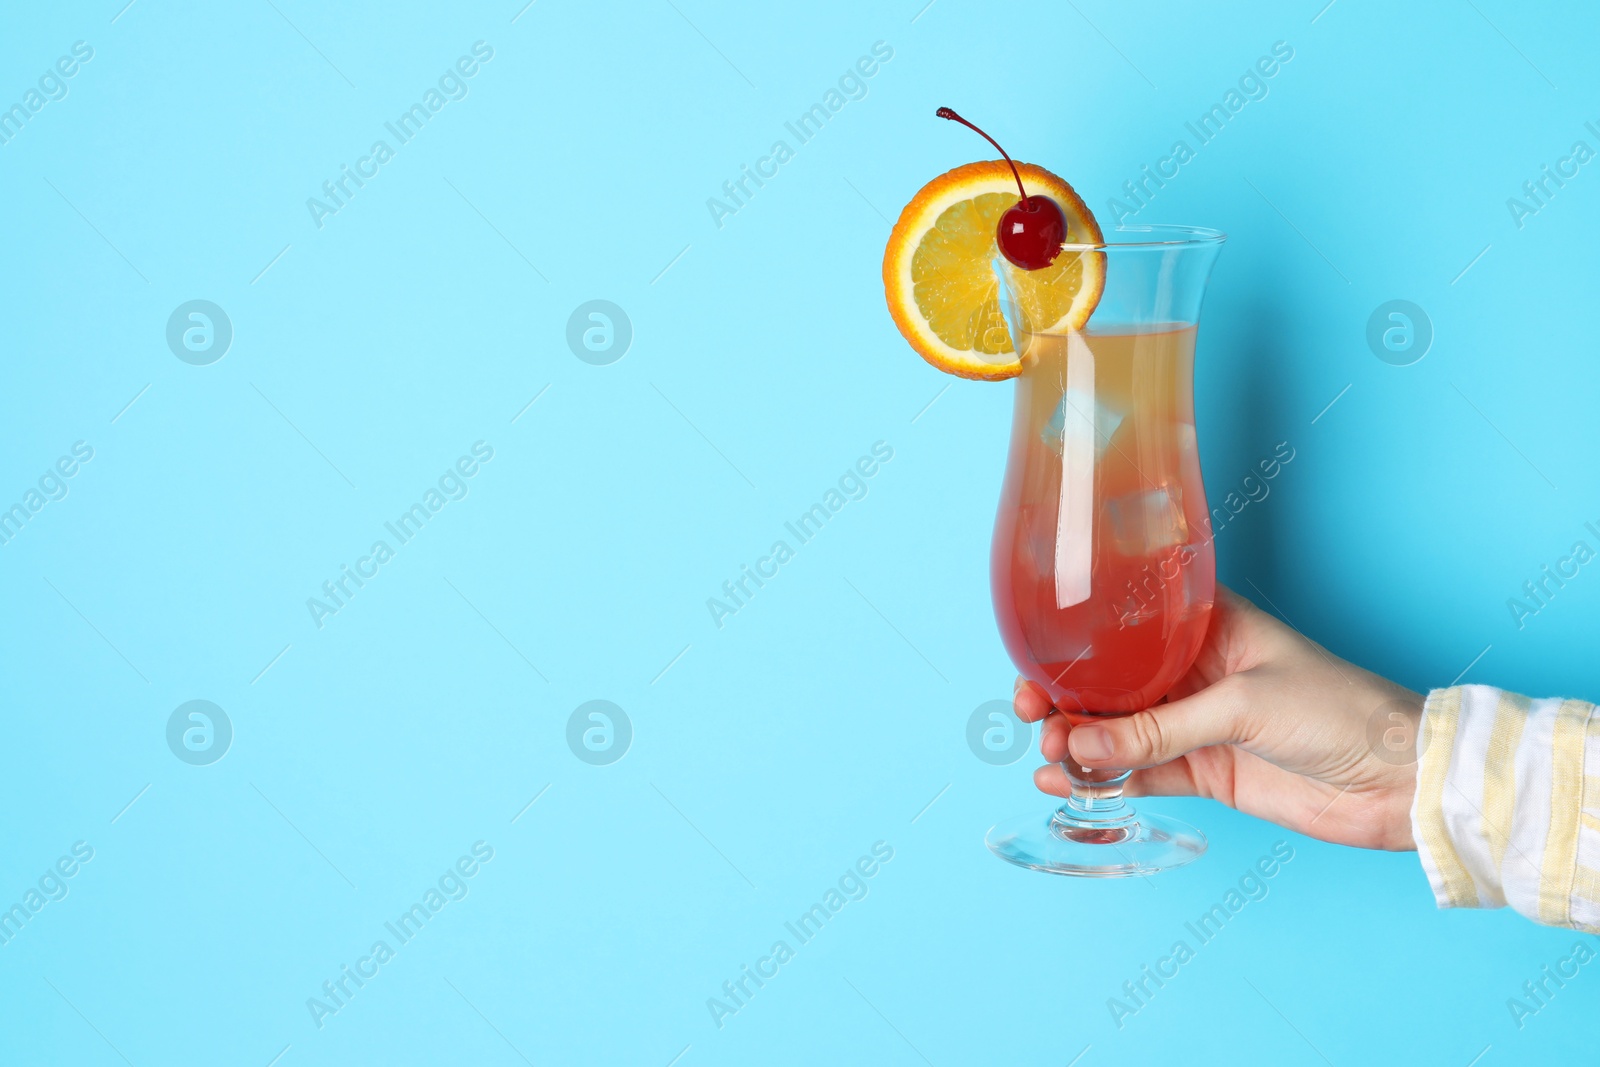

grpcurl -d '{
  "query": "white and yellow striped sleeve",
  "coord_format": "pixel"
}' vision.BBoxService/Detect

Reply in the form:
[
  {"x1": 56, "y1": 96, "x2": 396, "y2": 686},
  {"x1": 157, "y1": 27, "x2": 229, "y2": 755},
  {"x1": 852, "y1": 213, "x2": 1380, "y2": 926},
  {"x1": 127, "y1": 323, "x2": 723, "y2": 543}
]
[{"x1": 1411, "y1": 684, "x2": 1600, "y2": 930}]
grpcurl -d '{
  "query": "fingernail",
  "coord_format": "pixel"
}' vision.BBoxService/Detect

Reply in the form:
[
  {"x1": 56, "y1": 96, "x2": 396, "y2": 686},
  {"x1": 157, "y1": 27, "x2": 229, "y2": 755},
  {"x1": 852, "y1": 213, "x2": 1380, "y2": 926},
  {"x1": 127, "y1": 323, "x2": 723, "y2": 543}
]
[{"x1": 1072, "y1": 726, "x2": 1112, "y2": 761}]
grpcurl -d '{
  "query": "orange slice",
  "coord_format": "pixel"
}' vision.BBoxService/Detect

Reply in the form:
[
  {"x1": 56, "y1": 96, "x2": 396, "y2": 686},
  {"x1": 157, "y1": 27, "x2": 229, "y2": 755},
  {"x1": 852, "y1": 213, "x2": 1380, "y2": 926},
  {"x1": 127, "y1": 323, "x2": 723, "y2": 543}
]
[{"x1": 882, "y1": 161, "x2": 1104, "y2": 381}]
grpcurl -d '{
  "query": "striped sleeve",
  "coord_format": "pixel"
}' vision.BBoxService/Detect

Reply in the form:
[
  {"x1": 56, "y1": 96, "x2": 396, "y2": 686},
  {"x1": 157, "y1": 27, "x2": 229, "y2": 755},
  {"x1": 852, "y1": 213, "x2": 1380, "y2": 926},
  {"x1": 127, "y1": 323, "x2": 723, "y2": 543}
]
[{"x1": 1411, "y1": 684, "x2": 1600, "y2": 930}]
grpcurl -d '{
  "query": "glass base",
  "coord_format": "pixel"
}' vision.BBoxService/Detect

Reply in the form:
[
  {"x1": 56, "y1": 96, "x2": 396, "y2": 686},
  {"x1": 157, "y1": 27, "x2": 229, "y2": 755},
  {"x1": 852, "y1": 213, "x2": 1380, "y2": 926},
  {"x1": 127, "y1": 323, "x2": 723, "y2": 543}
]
[{"x1": 985, "y1": 804, "x2": 1206, "y2": 878}]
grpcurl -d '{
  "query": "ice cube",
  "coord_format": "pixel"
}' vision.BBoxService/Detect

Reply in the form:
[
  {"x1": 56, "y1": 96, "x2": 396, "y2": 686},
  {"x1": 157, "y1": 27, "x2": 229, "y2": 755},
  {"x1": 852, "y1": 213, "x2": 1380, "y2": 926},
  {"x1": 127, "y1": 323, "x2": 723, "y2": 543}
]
[
  {"x1": 1106, "y1": 483, "x2": 1188, "y2": 555},
  {"x1": 1040, "y1": 394, "x2": 1124, "y2": 458}
]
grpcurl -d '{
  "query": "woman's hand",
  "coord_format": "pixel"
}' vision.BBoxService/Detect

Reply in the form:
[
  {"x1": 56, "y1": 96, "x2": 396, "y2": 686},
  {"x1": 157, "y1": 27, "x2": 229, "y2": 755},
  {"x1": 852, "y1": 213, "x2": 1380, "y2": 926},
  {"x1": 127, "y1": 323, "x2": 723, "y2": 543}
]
[{"x1": 1014, "y1": 586, "x2": 1424, "y2": 851}]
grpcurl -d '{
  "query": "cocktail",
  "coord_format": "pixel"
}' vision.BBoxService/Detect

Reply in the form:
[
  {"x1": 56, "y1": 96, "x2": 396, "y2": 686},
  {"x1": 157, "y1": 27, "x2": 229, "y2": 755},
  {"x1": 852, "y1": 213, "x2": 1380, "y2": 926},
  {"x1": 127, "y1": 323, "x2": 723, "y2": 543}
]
[
  {"x1": 986, "y1": 230, "x2": 1222, "y2": 875},
  {"x1": 882, "y1": 111, "x2": 1223, "y2": 876}
]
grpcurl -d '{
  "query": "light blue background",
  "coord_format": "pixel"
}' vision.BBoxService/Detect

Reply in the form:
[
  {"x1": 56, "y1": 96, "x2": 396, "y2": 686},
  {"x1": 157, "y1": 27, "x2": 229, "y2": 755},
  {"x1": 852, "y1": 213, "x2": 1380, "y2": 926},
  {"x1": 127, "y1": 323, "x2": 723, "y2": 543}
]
[{"x1": 3, "y1": 0, "x2": 1598, "y2": 1063}]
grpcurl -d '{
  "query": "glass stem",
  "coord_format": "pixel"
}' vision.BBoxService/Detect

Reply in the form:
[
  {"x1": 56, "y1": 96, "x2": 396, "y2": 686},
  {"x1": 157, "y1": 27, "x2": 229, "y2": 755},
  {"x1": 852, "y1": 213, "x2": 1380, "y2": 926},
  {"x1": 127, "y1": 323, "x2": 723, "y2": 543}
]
[{"x1": 1060, "y1": 757, "x2": 1134, "y2": 826}]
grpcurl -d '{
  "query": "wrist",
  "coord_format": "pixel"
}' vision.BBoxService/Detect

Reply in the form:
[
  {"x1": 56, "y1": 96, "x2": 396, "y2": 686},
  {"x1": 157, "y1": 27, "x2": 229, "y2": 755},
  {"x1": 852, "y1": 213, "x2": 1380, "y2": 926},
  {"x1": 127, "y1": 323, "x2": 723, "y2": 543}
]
[
  {"x1": 1359, "y1": 678, "x2": 1424, "y2": 852},
  {"x1": 1380, "y1": 766, "x2": 1419, "y2": 851}
]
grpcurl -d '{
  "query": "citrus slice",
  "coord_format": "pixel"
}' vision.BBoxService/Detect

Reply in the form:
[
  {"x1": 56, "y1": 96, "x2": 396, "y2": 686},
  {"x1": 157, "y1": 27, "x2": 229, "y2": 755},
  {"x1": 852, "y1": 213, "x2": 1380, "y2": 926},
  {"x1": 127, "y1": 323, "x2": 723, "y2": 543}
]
[{"x1": 882, "y1": 161, "x2": 1104, "y2": 381}]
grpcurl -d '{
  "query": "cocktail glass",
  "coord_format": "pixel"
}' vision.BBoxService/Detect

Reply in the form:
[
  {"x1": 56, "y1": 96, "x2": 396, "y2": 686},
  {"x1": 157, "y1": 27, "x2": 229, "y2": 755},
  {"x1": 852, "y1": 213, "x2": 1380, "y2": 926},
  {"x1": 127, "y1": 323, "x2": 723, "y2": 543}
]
[{"x1": 986, "y1": 226, "x2": 1224, "y2": 877}]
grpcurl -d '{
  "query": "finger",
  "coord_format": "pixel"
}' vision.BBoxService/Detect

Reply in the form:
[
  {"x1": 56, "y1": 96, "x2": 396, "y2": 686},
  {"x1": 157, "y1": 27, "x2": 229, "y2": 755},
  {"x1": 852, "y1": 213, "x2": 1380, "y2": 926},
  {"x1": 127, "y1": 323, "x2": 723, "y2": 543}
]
[
  {"x1": 1036, "y1": 764, "x2": 1075, "y2": 796},
  {"x1": 1013, "y1": 678, "x2": 1054, "y2": 723},
  {"x1": 1040, "y1": 714, "x2": 1069, "y2": 763},
  {"x1": 1032, "y1": 761, "x2": 1199, "y2": 799},
  {"x1": 1032, "y1": 763, "x2": 1072, "y2": 797},
  {"x1": 1067, "y1": 679, "x2": 1253, "y2": 771}
]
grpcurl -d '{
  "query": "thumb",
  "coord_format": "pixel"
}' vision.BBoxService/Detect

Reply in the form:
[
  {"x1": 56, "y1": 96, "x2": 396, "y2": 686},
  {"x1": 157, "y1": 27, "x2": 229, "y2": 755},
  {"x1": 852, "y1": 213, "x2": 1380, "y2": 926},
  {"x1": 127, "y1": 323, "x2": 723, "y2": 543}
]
[{"x1": 1068, "y1": 681, "x2": 1252, "y2": 770}]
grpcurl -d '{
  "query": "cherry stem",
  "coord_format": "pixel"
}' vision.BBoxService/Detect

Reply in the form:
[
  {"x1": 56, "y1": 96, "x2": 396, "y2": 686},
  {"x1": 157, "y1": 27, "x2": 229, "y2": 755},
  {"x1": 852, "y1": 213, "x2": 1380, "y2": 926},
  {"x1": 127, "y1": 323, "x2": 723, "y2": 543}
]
[{"x1": 936, "y1": 107, "x2": 1029, "y2": 205}]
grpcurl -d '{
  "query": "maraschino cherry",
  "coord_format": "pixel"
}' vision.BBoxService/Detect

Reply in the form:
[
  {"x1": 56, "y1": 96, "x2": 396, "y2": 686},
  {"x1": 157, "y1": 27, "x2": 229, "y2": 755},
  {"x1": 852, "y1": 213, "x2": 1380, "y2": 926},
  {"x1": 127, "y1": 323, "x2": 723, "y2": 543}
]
[{"x1": 936, "y1": 107, "x2": 1067, "y2": 270}]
